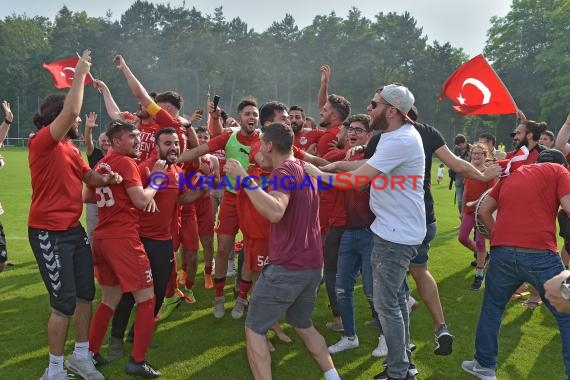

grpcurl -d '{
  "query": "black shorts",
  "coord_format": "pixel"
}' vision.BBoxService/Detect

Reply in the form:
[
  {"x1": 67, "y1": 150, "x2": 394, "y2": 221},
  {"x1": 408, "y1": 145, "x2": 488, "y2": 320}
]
[
  {"x1": 29, "y1": 225, "x2": 95, "y2": 317},
  {"x1": 0, "y1": 221, "x2": 7, "y2": 263}
]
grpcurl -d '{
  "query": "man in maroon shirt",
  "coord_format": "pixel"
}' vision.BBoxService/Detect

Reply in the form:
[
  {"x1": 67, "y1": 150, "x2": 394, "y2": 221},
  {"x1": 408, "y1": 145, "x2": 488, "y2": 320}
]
[{"x1": 225, "y1": 123, "x2": 341, "y2": 380}]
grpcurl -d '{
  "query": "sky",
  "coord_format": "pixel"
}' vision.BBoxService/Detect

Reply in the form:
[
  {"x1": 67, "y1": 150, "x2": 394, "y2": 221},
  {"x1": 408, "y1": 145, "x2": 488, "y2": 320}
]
[{"x1": 1, "y1": 0, "x2": 512, "y2": 56}]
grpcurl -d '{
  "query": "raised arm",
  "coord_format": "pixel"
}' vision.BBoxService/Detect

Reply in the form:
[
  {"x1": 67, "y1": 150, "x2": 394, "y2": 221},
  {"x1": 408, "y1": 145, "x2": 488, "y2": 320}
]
[
  {"x1": 115, "y1": 54, "x2": 153, "y2": 107},
  {"x1": 208, "y1": 101, "x2": 224, "y2": 136},
  {"x1": 0, "y1": 101, "x2": 14, "y2": 147},
  {"x1": 93, "y1": 79, "x2": 122, "y2": 121},
  {"x1": 84, "y1": 112, "x2": 98, "y2": 156},
  {"x1": 50, "y1": 50, "x2": 92, "y2": 141},
  {"x1": 555, "y1": 115, "x2": 570, "y2": 156},
  {"x1": 318, "y1": 65, "x2": 330, "y2": 109}
]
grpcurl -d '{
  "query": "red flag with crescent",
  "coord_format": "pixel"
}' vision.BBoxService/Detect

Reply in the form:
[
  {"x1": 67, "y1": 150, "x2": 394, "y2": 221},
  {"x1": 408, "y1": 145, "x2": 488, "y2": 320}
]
[
  {"x1": 439, "y1": 54, "x2": 517, "y2": 115},
  {"x1": 42, "y1": 57, "x2": 93, "y2": 89}
]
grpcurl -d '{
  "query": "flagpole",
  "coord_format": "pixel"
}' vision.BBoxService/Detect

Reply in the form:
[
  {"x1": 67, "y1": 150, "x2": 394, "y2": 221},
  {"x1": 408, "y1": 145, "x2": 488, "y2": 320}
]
[
  {"x1": 76, "y1": 51, "x2": 95, "y2": 82},
  {"x1": 206, "y1": 84, "x2": 211, "y2": 128}
]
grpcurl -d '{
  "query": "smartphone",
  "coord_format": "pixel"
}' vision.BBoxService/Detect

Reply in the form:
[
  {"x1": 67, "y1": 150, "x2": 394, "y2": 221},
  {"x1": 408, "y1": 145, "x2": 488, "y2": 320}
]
[{"x1": 213, "y1": 95, "x2": 221, "y2": 110}]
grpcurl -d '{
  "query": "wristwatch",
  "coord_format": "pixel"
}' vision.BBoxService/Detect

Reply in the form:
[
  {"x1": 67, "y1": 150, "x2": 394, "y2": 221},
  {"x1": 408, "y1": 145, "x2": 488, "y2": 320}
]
[{"x1": 562, "y1": 275, "x2": 570, "y2": 301}]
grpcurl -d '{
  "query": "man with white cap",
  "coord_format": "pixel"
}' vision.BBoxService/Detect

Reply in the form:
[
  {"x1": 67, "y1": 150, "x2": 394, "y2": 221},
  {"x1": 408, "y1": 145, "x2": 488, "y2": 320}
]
[{"x1": 306, "y1": 84, "x2": 425, "y2": 380}]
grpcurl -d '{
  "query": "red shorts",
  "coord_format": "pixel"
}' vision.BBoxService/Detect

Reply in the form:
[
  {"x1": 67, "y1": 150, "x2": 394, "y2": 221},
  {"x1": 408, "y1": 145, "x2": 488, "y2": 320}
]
[
  {"x1": 180, "y1": 203, "x2": 199, "y2": 251},
  {"x1": 196, "y1": 194, "x2": 214, "y2": 236},
  {"x1": 216, "y1": 190, "x2": 239, "y2": 236},
  {"x1": 245, "y1": 238, "x2": 269, "y2": 272},
  {"x1": 92, "y1": 238, "x2": 153, "y2": 293}
]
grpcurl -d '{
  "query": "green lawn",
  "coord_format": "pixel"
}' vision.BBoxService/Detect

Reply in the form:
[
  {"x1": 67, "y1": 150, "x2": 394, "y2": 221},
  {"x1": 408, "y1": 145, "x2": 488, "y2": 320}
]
[{"x1": 0, "y1": 147, "x2": 566, "y2": 379}]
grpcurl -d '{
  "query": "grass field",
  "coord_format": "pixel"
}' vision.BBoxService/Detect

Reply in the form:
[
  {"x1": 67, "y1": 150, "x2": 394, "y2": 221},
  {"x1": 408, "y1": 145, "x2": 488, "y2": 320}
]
[{"x1": 0, "y1": 146, "x2": 566, "y2": 380}]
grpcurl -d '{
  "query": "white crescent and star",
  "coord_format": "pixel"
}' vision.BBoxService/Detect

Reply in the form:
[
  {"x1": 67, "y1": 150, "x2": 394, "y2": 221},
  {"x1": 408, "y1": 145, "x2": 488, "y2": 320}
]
[
  {"x1": 457, "y1": 77, "x2": 491, "y2": 105},
  {"x1": 60, "y1": 66, "x2": 75, "y2": 80}
]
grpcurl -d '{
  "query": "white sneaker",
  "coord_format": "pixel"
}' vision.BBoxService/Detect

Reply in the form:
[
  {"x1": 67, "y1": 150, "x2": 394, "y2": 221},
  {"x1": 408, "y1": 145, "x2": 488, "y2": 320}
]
[
  {"x1": 213, "y1": 296, "x2": 225, "y2": 318},
  {"x1": 231, "y1": 297, "x2": 248, "y2": 319},
  {"x1": 372, "y1": 335, "x2": 388, "y2": 357},
  {"x1": 65, "y1": 354, "x2": 105, "y2": 379},
  {"x1": 461, "y1": 359, "x2": 497, "y2": 380},
  {"x1": 226, "y1": 259, "x2": 236, "y2": 277},
  {"x1": 328, "y1": 336, "x2": 359, "y2": 354}
]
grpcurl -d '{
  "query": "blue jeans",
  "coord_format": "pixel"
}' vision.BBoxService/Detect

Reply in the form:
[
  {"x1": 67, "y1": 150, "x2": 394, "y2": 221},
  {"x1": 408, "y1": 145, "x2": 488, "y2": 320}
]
[
  {"x1": 475, "y1": 247, "x2": 570, "y2": 377},
  {"x1": 409, "y1": 221, "x2": 437, "y2": 267},
  {"x1": 371, "y1": 234, "x2": 418, "y2": 378},
  {"x1": 336, "y1": 228, "x2": 378, "y2": 337},
  {"x1": 455, "y1": 182, "x2": 464, "y2": 215}
]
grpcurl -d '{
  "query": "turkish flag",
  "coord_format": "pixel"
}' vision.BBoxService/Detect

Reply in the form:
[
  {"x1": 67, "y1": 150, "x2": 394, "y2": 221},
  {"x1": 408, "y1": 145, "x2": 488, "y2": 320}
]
[
  {"x1": 42, "y1": 57, "x2": 93, "y2": 89},
  {"x1": 439, "y1": 54, "x2": 517, "y2": 115}
]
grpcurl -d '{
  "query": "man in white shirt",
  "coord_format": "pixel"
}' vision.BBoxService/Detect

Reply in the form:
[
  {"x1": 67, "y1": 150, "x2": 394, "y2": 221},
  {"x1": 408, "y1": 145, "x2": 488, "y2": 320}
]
[{"x1": 306, "y1": 84, "x2": 425, "y2": 380}]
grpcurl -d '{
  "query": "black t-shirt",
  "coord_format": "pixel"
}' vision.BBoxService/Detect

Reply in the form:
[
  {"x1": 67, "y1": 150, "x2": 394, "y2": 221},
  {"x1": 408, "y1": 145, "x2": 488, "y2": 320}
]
[
  {"x1": 88, "y1": 147, "x2": 105, "y2": 169},
  {"x1": 364, "y1": 123, "x2": 446, "y2": 224}
]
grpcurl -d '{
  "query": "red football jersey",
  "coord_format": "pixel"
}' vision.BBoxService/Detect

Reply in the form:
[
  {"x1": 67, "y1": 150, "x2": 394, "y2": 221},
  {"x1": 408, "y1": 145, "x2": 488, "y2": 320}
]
[
  {"x1": 92, "y1": 151, "x2": 143, "y2": 239},
  {"x1": 138, "y1": 159, "x2": 184, "y2": 240}
]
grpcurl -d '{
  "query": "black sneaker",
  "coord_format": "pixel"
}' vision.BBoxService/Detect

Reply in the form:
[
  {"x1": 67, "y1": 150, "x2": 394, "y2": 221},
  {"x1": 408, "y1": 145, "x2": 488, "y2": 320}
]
[
  {"x1": 92, "y1": 352, "x2": 111, "y2": 367},
  {"x1": 373, "y1": 368, "x2": 416, "y2": 380},
  {"x1": 470, "y1": 259, "x2": 477, "y2": 267},
  {"x1": 470, "y1": 275, "x2": 484, "y2": 291},
  {"x1": 434, "y1": 323, "x2": 454, "y2": 355},
  {"x1": 125, "y1": 357, "x2": 161, "y2": 378}
]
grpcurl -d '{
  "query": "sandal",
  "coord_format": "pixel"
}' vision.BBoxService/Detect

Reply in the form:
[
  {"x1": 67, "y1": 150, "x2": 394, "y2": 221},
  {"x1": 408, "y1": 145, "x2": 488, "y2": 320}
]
[{"x1": 521, "y1": 299, "x2": 543, "y2": 309}]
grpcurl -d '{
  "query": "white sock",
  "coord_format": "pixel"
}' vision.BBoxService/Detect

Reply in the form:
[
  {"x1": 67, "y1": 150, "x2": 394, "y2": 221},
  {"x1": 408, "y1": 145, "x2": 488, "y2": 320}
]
[
  {"x1": 73, "y1": 341, "x2": 90, "y2": 360},
  {"x1": 48, "y1": 353, "x2": 64, "y2": 377},
  {"x1": 324, "y1": 368, "x2": 341, "y2": 380}
]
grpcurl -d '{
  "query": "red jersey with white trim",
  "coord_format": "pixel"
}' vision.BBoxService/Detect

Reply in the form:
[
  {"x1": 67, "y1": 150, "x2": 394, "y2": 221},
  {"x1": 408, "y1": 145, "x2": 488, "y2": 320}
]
[
  {"x1": 28, "y1": 126, "x2": 90, "y2": 230},
  {"x1": 92, "y1": 151, "x2": 143, "y2": 239}
]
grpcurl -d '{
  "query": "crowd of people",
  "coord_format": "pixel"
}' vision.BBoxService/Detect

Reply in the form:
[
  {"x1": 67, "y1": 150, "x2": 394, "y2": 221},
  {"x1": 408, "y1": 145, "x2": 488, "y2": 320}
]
[{"x1": 1, "y1": 50, "x2": 570, "y2": 380}]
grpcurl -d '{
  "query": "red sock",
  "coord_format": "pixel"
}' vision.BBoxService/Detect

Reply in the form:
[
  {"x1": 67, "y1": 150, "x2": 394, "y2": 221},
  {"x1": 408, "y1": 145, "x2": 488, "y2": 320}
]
[
  {"x1": 165, "y1": 264, "x2": 177, "y2": 298},
  {"x1": 182, "y1": 262, "x2": 187, "y2": 273},
  {"x1": 131, "y1": 298, "x2": 156, "y2": 362},
  {"x1": 204, "y1": 265, "x2": 213, "y2": 275},
  {"x1": 89, "y1": 303, "x2": 114, "y2": 354},
  {"x1": 214, "y1": 277, "x2": 226, "y2": 297},
  {"x1": 185, "y1": 279, "x2": 194, "y2": 290},
  {"x1": 238, "y1": 280, "x2": 252, "y2": 300}
]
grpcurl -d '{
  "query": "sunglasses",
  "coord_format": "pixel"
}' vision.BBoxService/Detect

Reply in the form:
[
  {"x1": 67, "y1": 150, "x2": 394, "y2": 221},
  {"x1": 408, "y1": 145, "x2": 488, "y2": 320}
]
[{"x1": 370, "y1": 99, "x2": 392, "y2": 109}]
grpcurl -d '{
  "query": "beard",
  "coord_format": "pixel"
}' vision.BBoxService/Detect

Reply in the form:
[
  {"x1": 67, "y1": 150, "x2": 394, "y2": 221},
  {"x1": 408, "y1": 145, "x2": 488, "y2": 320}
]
[
  {"x1": 291, "y1": 122, "x2": 303, "y2": 133},
  {"x1": 160, "y1": 150, "x2": 178, "y2": 164},
  {"x1": 66, "y1": 126, "x2": 79, "y2": 139},
  {"x1": 516, "y1": 136, "x2": 529, "y2": 150},
  {"x1": 370, "y1": 109, "x2": 389, "y2": 131}
]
